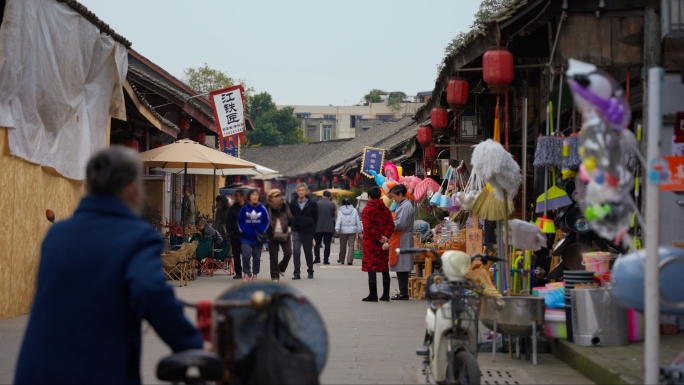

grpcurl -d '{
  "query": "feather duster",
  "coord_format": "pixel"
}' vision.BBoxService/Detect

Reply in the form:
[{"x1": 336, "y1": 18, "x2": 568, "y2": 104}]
[{"x1": 471, "y1": 139, "x2": 522, "y2": 201}]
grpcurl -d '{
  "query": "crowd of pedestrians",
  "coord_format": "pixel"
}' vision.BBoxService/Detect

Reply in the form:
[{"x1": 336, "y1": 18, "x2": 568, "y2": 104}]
[{"x1": 208, "y1": 182, "x2": 414, "y2": 300}]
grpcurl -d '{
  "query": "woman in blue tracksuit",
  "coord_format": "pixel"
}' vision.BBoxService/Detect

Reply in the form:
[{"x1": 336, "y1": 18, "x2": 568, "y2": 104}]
[{"x1": 238, "y1": 189, "x2": 270, "y2": 282}]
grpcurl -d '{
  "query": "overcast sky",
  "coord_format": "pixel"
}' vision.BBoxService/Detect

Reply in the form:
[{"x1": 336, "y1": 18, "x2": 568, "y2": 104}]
[{"x1": 81, "y1": 0, "x2": 480, "y2": 106}]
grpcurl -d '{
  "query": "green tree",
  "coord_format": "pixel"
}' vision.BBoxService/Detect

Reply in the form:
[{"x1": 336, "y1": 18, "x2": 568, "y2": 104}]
[
  {"x1": 361, "y1": 89, "x2": 388, "y2": 104},
  {"x1": 245, "y1": 93, "x2": 308, "y2": 146},
  {"x1": 182, "y1": 63, "x2": 253, "y2": 96}
]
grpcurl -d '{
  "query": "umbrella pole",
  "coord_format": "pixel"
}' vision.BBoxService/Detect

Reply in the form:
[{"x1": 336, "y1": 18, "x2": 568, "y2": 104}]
[
  {"x1": 212, "y1": 169, "x2": 216, "y2": 224},
  {"x1": 183, "y1": 162, "x2": 187, "y2": 241}
]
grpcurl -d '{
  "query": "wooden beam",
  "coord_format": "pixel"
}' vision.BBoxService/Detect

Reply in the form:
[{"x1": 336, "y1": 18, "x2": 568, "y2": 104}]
[{"x1": 123, "y1": 81, "x2": 163, "y2": 132}]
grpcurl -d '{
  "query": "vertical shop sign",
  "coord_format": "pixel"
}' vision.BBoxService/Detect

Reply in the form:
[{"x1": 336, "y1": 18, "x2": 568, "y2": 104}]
[{"x1": 360, "y1": 147, "x2": 386, "y2": 178}]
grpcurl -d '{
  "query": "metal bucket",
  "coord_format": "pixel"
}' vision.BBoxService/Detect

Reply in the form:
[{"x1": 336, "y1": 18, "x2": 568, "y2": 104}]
[
  {"x1": 479, "y1": 296, "x2": 545, "y2": 336},
  {"x1": 437, "y1": 159, "x2": 450, "y2": 178},
  {"x1": 571, "y1": 287, "x2": 628, "y2": 346}
]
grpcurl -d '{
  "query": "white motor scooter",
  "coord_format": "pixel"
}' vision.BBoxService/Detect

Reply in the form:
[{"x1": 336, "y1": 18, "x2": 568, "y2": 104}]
[{"x1": 400, "y1": 248, "x2": 501, "y2": 385}]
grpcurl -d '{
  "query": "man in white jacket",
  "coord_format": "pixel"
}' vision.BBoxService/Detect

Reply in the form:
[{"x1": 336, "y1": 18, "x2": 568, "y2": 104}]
[{"x1": 335, "y1": 198, "x2": 363, "y2": 265}]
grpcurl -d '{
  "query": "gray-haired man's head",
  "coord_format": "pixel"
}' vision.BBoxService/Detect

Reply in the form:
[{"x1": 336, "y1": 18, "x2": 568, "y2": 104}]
[
  {"x1": 86, "y1": 146, "x2": 143, "y2": 213},
  {"x1": 296, "y1": 183, "x2": 308, "y2": 199}
]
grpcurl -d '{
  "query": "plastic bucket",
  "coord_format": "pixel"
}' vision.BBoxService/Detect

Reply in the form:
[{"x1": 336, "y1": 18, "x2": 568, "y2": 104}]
[
  {"x1": 582, "y1": 252, "x2": 613, "y2": 273},
  {"x1": 544, "y1": 309, "x2": 567, "y2": 339},
  {"x1": 354, "y1": 250, "x2": 363, "y2": 260}
]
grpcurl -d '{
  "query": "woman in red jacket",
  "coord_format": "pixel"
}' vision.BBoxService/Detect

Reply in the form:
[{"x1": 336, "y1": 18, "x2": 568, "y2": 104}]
[{"x1": 361, "y1": 186, "x2": 395, "y2": 302}]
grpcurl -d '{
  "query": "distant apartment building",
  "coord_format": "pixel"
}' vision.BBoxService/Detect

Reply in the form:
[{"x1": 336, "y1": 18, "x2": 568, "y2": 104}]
[{"x1": 278, "y1": 96, "x2": 428, "y2": 141}]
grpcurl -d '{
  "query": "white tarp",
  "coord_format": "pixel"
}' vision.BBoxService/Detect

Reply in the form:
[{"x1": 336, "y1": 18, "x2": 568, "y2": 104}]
[{"x1": 0, "y1": 0, "x2": 128, "y2": 180}]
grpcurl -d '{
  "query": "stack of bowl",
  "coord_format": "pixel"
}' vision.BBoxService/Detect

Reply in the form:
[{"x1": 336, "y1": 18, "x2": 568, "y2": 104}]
[{"x1": 563, "y1": 270, "x2": 596, "y2": 343}]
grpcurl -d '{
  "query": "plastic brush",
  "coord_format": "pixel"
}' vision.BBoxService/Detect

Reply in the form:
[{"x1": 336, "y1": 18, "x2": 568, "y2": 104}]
[{"x1": 535, "y1": 167, "x2": 572, "y2": 212}]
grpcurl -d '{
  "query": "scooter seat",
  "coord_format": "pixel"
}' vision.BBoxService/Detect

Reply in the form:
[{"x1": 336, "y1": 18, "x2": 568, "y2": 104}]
[{"x1": 156, "y1": 349, "x2": 224, "y2": 383}]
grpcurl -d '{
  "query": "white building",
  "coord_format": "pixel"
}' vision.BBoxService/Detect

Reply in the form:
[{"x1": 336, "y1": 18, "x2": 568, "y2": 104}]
[{"x1": 278, "y1": 101, "x2": 425, "y2": 141}]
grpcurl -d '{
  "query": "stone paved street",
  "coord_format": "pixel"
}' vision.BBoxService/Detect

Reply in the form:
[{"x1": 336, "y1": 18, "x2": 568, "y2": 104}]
[{"x1": 0, "y1": 242, "x2": 593, "y2": 384}]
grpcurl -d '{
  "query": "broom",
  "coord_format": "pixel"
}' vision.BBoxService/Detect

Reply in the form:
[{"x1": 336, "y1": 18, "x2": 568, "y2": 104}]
[
  {"x1": 472, "y1": 184, "x2": 514, "y2": 221},
  {"x1": 535, "y1": 167, "x2": 572, "y2": 212},
  {"x1": 535, "y1": 105, "x2": 556, "y2": 234}
]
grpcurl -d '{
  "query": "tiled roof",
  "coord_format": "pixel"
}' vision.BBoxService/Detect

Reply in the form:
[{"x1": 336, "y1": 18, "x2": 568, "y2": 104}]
[
  {"x1": 240, "y1": 139, "x2": 352, "y2": 178},
  {"x1": 127, "y1": 65, "x2": 215, "y2": 122},
  {"x1": 241, "y1": 117, "x2": 417, "y2": 178},
  {"x1": 129, "y1": 83, "x2": 180, "y2": 133},
  {"x1": 57, "y1": 0, "x2": 131, "y2": 48}
]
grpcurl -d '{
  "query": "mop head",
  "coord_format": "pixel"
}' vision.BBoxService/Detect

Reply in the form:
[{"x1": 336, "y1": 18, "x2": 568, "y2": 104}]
[
  {"x1": 508, "y1": 219, "x2": 547, "y2": 251},
  {"x1": 472, "y1": 187, "x2": 514, "y2": 221},
  {"x1": 561, "y1": 136, "x2": 582, "y2": 170},
  {"x1": 471, "y1": 139, "x2": 522, "y2": 201},
  {"x1": 533, "y1": 136, "x2": 564, "y2": 167}
]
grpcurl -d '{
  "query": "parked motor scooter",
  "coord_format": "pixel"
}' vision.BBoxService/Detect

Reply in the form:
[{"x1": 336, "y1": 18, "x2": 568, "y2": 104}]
[{"x1": 399, "y1": 248, "x2": 504, "y2": 385}]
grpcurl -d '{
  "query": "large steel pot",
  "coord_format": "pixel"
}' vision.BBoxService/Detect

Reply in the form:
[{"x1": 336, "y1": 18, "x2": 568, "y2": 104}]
[{"x1": 479, "y1": 296, "x2": 545, "y2": 336}]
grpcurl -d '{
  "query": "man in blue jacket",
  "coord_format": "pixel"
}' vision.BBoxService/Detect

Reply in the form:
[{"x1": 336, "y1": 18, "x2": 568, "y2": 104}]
[{"x1": 14, "y1": 147, "x2": 204, "y2": 385}]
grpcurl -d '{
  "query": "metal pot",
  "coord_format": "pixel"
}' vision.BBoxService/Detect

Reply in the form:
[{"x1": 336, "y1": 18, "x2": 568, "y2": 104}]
[{"x1": 479, "y1": 296, "x2": 545, "y2": 336}]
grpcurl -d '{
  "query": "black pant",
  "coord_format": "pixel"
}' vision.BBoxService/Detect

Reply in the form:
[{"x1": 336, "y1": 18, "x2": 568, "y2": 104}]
[
  {"x1": 368, "y1": 271, "x2": 390, "y2": 282},
  {"x1": 314, "y1": 232, "x2": 333, "y2": 261},
  {"x1": 292, "y1": 232, "x2": 314, "y2": 275},
  {"x1": 397, "y1": 272, "x2": 409, "y2": 296},
  {"x1": 270, "y1": 240, "x2": 293, "y2": 279},
  {"x1": 231, "y1": 237, "x2": 243, "y2": 276}
]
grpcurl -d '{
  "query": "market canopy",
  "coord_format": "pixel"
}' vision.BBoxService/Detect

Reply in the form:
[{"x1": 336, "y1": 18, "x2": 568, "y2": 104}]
[
  {"x1": 312, "y1": 188, "x2": 354, "y2": 197},
  {"x1": 138, "y1": 139, "x2": 255, "y2": 169},
  {"x1": 152, "y1": 163, "x2": 278, "y2": 177}
]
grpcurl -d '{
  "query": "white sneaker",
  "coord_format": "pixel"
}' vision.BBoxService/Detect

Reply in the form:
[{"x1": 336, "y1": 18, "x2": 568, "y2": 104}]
[
  {"x1": 252, "y1": 274, "x2": 258, "y2": 282},
  {"x1": 279, "y1": 270, "x2": 285, "y2": 277},
  {"x1": 272, "y1": 278, "x2": 279, "y2": 282},
  {"x1": 242, "y1": 275, "x2": 250, "y2": 283}
]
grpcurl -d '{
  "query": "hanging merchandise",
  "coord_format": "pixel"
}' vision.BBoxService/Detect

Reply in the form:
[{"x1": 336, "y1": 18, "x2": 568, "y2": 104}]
[
  {"x1": 562, "y1": 106, "x2": 582, "y2": 178},
  {"x1": 534, "y1": 105, "x2": 557, "y2": 234},
  {"x1": 533, "y1": 102, "x2": 564, "y2": 168},
  {"x1": 508, "y1": 219, "x2": 547, "y2": 251},
  {"x1": 456, "y1": 170, "x2": 484, "y2": 211},
  {"x1": 414, "y1": 177, "x2": 441, "y2": 202},
  {"x1": 535, "y1": 167, "x2": 572, "y2": 213},
  {"x1": 470, "y1": 139, "x2": 521, "y2": 220},
  {"x1": 493, "y1": 96, "x2": 501, "y2": 143},
  {"x1": 566, "y1": 59, "x2": 640, "y2": 244},
  {"x1": 429, "y1": 166, "x2": 452, "y2": 206}
]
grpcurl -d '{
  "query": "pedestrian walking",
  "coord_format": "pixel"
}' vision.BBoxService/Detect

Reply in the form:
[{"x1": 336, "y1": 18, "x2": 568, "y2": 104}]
[
  {"x1": 237, "y1": 189, "x2": 269, "y2": 282},
  {"x1": 314, "y1": 190, "x2": 336, "y2": 264},
  {"x1": 361, "y1": 186, "x2": 395, "y2": 302},
  {"x1": 289, "y1": 183, "x2": 318, "y2": 279},
  {"x1": 335, "y1": 198, "x2": 362, "y2": 265},
  {"x1": 388, "y1": 184, "x2": 415, "y2": 300},
  {"x1": 181, "y1": 185, "x2": 197, "y2": 226},
  {"x1": 227, "y1": 189, "x2": 246, "y2": 279},
  {"x1": 266, "y1": 189, "x2": 294, "y2": 282},
  {"x1": 14, "y1": 147, "x2": 204, "y2": 384},
  {"x1": 214, "y1": 195, "x2": 230, "y2": 248}
]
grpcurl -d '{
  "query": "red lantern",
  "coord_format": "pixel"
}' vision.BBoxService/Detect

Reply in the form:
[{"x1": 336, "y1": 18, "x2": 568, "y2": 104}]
[
  {"x1": 333, "y1": 176, "x2": 340, "y2": 183},
  {"x1": 124, "y1": 138, "x2": 139, "y2": 152},
  {"x1": 178, "y1": 116, "x2": 190, "y2": 131},
  {"x1": 417, "y1": 125, "x2": 433, "y2": 145},
  {"x1": 424, "y1": 144, "x2": 439, "y2": 160},
  {"x1": 322, "y1": 176, "x2": 328, "y2": 182},
  {"x1": 196, "y1": 132, "x2": 206, "y2": 143},
  {"x1": 447, "y1": 77, "x2": 468, "y2": 110},
  {"x1": 296, "y1": 179, "x2": 302, "y2": 184},
  {"x1": 483, "y1": 46, "x2": 513, "y2": 94},
  {"x1": 153, "y1": 142, "x2": 162, "y2": 149},
  {"x1": 287, "y1": 179, "x2": 292, "y2": 184},
  {"x1": 431, "y1": 107, "x2": 448, "y2": 129},
  {"x1": 355, "y1": 173, "x2": 362, "y2": 182},
  {"x1": 308, "y1": 177, "x2": 314, "y2": 184},
  {"x1": 234, "y1": 176, "x2": 241, "y2": 182}
]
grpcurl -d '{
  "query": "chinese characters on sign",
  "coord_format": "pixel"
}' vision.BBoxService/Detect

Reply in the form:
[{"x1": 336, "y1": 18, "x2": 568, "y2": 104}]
[
  {"x1": 360, "y1": 147, "x2": 385, "y2": 178},
  {"x1": 211, "y1": 86, "x2": 245, "y2": 138},
  {"x1": 465, "y1": 228, "x2": 483, "y2": 255}
]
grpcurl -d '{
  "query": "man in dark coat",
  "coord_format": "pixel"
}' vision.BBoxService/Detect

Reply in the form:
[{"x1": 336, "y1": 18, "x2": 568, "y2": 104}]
[
  {"x1": 289, "y1": 183, "x2": 318, "y2": 279},
  {"x1": 314, "y1": 190, "x2": 337, "y2": 265},
  {"x1": 227, "y1": 189, "x2": 246, "y2": 279},
  {"x1": 14, "y1": 147, "x2": 204, "y2": 385}
]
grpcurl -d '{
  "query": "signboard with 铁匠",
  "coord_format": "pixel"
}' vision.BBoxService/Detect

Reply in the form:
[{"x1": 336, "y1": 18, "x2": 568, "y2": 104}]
[{"x1": 360, "y1": 147, "x2": 386, "y2": 178}]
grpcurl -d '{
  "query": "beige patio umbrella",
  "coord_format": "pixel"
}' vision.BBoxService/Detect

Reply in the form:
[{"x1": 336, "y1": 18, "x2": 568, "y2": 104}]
[
  {"x1": 138, "y1": 139, "x2": 255, "y2": 236},
  {"x1": 312, "y1": 188, "x2": 354, "y2": 197}
]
